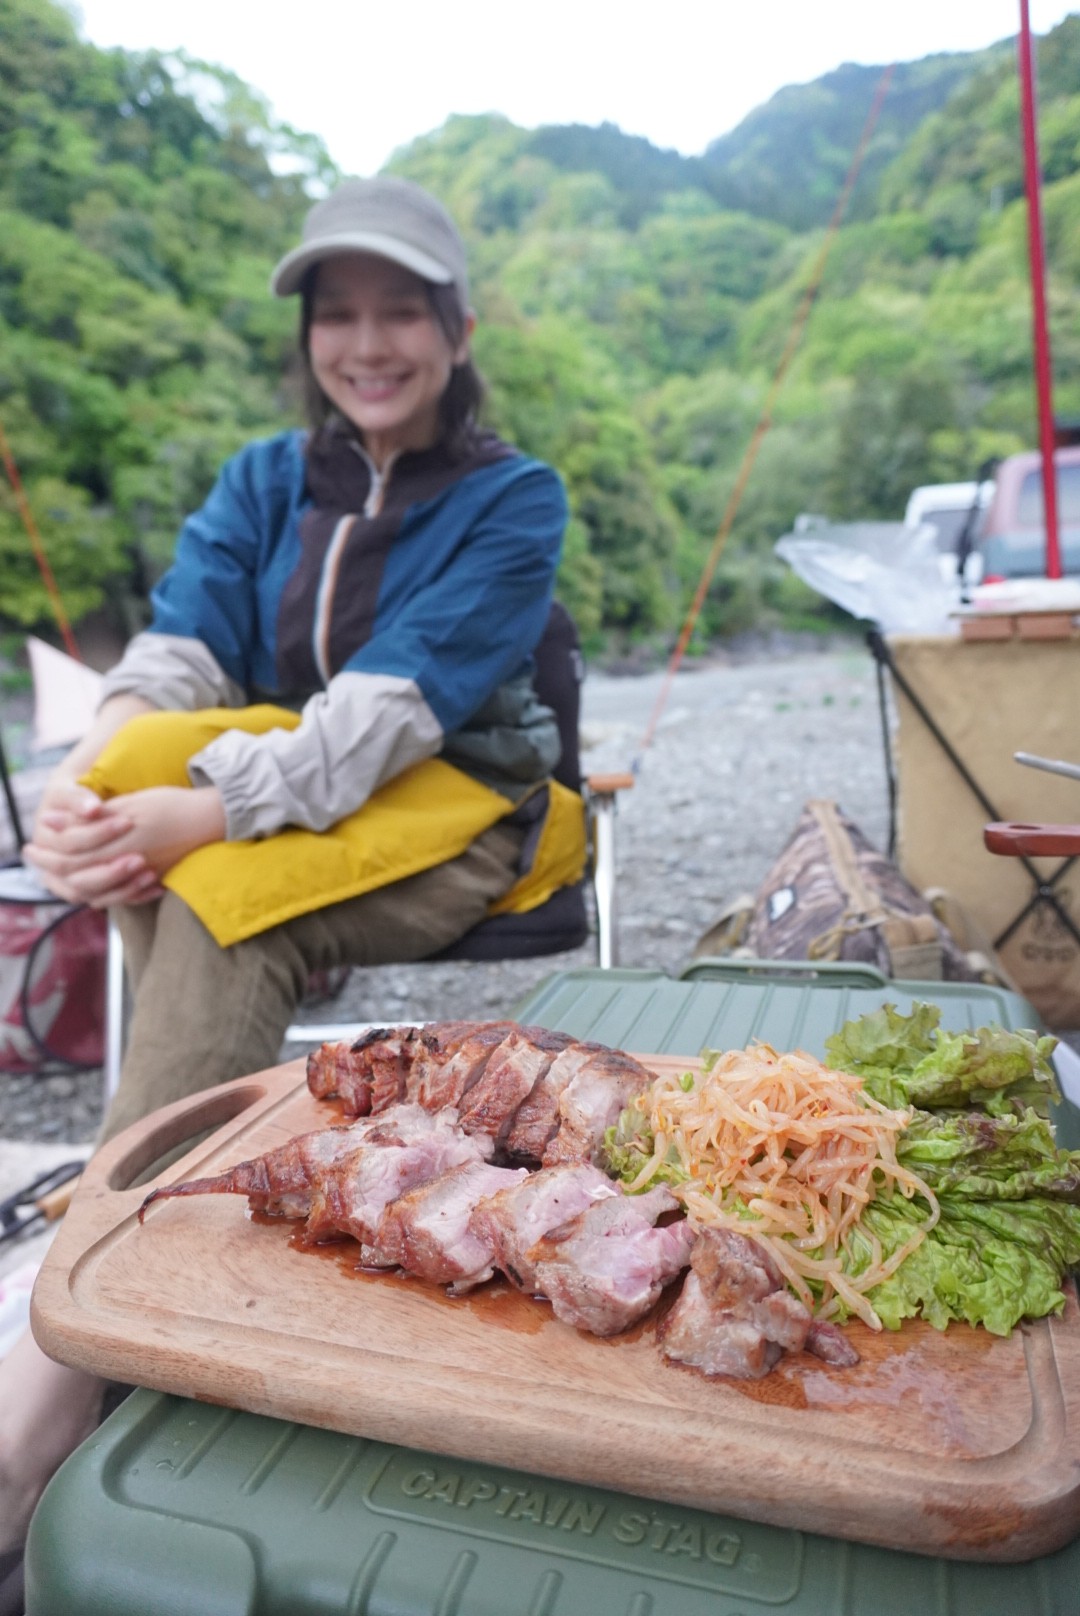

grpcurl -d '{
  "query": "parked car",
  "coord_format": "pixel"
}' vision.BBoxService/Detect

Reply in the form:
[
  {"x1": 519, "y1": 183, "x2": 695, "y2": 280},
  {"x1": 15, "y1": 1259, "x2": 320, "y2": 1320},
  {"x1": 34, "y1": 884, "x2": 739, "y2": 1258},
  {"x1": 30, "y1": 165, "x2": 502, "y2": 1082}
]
[
  {"x1": 979, "y1": 446, "x2": 1080, "y2": 579},
  {"x1": 903, "y1": 480, "x2": 993, "y2": 557}
]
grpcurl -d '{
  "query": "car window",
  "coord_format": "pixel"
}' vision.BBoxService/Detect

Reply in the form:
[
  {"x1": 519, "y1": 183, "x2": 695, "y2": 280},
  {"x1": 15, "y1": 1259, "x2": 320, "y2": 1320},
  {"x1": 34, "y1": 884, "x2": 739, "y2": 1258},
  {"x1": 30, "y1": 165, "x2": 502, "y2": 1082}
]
[
  {"x1": 1016, "y1": 464, "x2": 1080, "y2": 524},
  {"x1": 919, "y1": 507, "x2": 978, "y2": 551}
]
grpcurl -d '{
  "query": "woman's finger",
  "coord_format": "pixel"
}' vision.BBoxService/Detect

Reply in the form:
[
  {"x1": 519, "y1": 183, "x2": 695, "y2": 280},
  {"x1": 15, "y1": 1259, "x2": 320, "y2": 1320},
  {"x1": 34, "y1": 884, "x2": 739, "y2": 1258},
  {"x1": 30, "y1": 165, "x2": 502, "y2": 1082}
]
[
  {"x1": 38, "y1": 783, "x2": 106, "y2": 820},
  {"x1": 82, "y1": 871, "x2": 166, "y2": 909},
  {"x1": 40, "y1": 853, "x2": 151, "y2": 903},
  {"x1": 32, "y1": 813, "x2": 133, "y2": 856},
  {"x1": 23, "y1": 845, "x2": 85, "y2": 883},
  {"x1": 122, "y1": 878, "x2": 167, "y2": 906},
  {"x1": 24, "y1": 836, "x2": 144, "y2": 881}
]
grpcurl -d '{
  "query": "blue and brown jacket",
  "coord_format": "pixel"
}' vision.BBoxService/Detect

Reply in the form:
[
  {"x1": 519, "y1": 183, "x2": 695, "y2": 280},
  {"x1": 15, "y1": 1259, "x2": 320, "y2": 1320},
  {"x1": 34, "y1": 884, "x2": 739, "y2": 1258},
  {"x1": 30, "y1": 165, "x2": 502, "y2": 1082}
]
[{"x1": 101, "y1": 423, "x2": 568, "y2": 840}]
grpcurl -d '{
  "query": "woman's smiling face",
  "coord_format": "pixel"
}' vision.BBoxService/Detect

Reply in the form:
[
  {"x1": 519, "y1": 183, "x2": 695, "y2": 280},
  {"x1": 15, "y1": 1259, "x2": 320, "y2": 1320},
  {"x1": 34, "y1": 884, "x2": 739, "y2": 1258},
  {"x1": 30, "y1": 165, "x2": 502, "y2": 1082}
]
[{"x1": 307, "y1": 253, "x2": 473, "y2": 468}]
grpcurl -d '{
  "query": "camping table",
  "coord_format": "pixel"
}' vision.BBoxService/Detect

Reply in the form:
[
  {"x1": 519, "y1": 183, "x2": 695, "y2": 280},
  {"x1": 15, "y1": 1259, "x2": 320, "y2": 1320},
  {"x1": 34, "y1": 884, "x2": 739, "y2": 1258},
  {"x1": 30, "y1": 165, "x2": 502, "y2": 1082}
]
[
  {"x1": 24, "y1": 962, "x2": 1080, "y2": 1615},
  {"x1": 867, "y1": 628, "x2": 1080, "y2": 1027}
]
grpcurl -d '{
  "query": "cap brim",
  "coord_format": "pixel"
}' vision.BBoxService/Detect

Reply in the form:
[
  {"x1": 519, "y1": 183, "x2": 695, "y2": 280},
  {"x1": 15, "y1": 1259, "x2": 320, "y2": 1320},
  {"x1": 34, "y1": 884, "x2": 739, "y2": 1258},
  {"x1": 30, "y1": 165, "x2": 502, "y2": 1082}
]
[{"x1": 270, "y1": 232, "x2": 455, "y2": 296}]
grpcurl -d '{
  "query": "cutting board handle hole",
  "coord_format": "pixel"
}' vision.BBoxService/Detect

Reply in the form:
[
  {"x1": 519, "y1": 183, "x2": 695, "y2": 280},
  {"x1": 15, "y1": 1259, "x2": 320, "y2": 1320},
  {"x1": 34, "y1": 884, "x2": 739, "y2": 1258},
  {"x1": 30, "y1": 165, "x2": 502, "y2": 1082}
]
[{"x1": 105, "y1": 1084, "x2": 267, "y2": 1192}]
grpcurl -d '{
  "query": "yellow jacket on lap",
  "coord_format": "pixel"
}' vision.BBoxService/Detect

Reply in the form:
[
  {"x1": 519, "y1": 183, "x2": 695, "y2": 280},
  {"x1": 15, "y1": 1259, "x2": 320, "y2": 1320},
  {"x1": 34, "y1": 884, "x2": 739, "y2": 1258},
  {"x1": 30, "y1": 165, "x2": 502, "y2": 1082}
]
[{"x1": 82, "y1": 707, "x2": 586, "y2": 947}]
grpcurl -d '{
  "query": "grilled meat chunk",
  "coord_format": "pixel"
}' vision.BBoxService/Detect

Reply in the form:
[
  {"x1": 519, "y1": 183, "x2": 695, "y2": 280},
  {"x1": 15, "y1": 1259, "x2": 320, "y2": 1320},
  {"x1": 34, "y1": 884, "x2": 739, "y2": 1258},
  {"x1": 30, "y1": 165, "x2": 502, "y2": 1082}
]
[
  {"x1": 362, "y1": 1161, "x2": 531, "y2": 1289},
  {"x1": 456, "y1": 1026, "x2": 577, "y2": 1145},
  {"x1": 806, "y1": 1319, "x2": 861, "y2": 1367},
  {"x1": 541, "y1": 1045, "x2": 653, "y2": 1167},
  {"x1": 301, "y1": 1111, "x2": 488, "y2": 1246},
  {"x1": 662, "y1": 1280, "x2": 785, "y2": 1378},
  {"x1": 405, "y1": 1022, "x2": 518, "y2": 1113},
  {"x1": 528, "y1": 1186, "x2": 695, "y2": 1336},
  {"x1": 304, "y1": 1021, "x2": 502, "y2": 1115},
  {"x1": 659, "y1": 1227, "x2": 818, "y2": 1379},
  {"x1": 140, "y1": 1103, "x2": 474, "y2": 1231},
  {"x1": 306, "y1": 1025, "x2": 426, "y2": 1116},
  {"x1": 504, "y1": 1041, "x2": 600, "y2": 1160},
  {"x1": 140, "y1": 1116, "x2": 378, "y2": 1221},
  {"x1": 470, "y1": 1163, "x2": 621, "y2": 1293},
  {"x1": 307, "y1": 1022, "x2": 659, "y2": 1173}
]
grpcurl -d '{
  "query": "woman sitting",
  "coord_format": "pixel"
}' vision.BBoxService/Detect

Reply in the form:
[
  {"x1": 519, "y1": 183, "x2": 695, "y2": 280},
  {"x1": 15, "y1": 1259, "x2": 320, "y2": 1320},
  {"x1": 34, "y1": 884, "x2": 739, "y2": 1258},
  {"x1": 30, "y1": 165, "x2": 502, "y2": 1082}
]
[{"x1": 0, "y1": 174, "x2": 569, "y2": 1587}]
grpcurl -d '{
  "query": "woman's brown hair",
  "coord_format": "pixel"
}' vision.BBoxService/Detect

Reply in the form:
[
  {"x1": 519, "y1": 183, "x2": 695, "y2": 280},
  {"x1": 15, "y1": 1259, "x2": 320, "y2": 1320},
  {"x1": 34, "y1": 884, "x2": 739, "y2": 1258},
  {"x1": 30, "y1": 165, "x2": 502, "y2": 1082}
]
[{"x1": 297, "y1": 269, "x2": 486, "y2": 458}]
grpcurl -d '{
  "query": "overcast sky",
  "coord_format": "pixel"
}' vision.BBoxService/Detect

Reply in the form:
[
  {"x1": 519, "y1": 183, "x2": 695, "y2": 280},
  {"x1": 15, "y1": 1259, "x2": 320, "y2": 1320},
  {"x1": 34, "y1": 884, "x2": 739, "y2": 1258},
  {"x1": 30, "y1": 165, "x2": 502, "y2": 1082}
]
[{"x1": 69, "y1": 1, "x2": 1078, "y2": 177}]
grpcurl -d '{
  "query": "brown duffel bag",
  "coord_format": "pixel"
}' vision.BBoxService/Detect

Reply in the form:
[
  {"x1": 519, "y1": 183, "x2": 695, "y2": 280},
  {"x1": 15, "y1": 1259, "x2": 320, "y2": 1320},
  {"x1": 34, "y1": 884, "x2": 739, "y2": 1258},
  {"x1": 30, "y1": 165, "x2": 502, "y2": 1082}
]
[{"x1": 694, "y1": 799, "x2": 1010, "y2": 985}]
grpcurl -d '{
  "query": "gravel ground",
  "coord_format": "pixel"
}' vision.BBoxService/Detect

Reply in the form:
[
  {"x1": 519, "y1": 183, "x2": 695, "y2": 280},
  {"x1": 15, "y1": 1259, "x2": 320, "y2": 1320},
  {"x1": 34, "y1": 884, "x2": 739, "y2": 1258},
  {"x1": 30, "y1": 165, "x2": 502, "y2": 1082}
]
[{"x1": 0, "y1": 637, "x2": 892, "y2": 1147}]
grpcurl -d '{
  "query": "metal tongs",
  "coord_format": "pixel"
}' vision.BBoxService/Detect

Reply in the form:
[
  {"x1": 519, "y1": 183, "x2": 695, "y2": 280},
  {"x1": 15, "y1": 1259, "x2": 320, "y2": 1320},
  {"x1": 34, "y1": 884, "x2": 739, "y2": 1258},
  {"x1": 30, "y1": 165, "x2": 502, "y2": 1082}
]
[{"x1": 0, "y1": 1161, "x2": 84, "y2": 1246}]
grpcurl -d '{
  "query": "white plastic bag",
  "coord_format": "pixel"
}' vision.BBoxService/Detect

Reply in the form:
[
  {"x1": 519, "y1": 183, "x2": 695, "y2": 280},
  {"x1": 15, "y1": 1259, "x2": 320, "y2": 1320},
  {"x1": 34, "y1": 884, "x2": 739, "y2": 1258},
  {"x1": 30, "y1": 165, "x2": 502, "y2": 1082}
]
[{"x1": 776, "y1": 521, "x2": 959, "y2": 636}]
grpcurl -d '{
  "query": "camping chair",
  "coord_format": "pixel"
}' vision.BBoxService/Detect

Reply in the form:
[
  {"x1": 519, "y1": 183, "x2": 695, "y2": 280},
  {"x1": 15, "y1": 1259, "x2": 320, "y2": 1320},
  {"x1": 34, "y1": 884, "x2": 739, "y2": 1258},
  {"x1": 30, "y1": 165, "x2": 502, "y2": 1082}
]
[
  {"x1": 0, "y1": 645, "x2": 109, "y2": 1077},
  {"x1": 102, "y1": 602, "x2": 632, "y2": 1095}
]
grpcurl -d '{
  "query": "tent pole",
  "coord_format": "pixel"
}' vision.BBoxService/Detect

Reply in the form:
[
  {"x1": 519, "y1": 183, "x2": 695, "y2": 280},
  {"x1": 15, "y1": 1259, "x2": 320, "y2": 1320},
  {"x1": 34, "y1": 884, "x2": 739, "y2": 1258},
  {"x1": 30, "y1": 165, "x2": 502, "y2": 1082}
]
[{"x1": 1017, "y1": 0, "x2": 1061, "y2": 578}]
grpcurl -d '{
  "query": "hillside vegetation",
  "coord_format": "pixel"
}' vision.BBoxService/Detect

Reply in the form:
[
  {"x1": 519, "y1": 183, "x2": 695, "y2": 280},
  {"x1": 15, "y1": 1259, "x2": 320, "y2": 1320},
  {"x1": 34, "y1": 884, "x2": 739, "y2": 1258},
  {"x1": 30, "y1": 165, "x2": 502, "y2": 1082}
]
[{"x1": 2, "y1": 0, "x2": 1079, "y2": 653}]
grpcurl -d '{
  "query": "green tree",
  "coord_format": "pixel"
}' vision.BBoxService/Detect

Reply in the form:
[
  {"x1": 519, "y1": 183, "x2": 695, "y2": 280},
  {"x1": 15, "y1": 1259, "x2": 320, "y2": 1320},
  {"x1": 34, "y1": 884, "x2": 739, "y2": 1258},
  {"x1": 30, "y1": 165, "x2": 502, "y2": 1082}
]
[{"x1": 3, "y1": 0, "x2": 1080, "y2": 653}]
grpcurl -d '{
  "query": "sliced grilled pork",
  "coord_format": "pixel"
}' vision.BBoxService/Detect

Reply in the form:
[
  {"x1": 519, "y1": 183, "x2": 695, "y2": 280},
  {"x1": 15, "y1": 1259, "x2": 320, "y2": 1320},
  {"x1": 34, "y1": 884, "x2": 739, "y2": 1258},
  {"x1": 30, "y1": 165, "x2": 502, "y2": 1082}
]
[
  {"x1": 305, "y1": 1040, "x2": 374, "y2": 1114},
  {"x1": 470, "y1": 1163, "x2": 620, "y2": 1293},
  {"x1": 504, "y1": 1041, "x2": 600, "y2": 1160},
  {"x1": 305, "y1": 1020, "x2": 508, "y2": 1115},
  {"x1": 139, "y1": 1121, "x2": 370, "y2": 1221},
  {"x1": 367, "y1": 1025, "x2": 439, "y2": 1111},
  {"x1": 362, "y1": 1161, "x2": 531, "y2": 1289},
  {"x1": 299, "y1": 1124, "x2": 485, "y2": 1247},
  {"x1": 659, "y1": 1227, "x2": 819, "y2": 1378},
  {"x1": 405, "y1": 1021, "x2": 518, "y2": 1112},
  {"x1": 306, "y1": 1024, "x2": 427, "y2": 1115},
  {"x1": 138, "y1": 1103, "x2": 456, "y2": 1224},
  {"x1": 662, "y1": 1280, "x2": 785, "y2": 1378},
  {"x1": 806, "y1": 1319, "x2": 861, "y2": 1367},
  {"x1": 456, "y1": 1026, "x2": 577, "y2": 1144},
  {"x1": 541, "y1": 1046, "x2": 653, "y2": 1167},
  {"x1": 528, "y1": 1186, "x2": 695, "y2": 1336},
  {"x1": 306, "y1": 1024, "x2": 653, "y2": 1170}
]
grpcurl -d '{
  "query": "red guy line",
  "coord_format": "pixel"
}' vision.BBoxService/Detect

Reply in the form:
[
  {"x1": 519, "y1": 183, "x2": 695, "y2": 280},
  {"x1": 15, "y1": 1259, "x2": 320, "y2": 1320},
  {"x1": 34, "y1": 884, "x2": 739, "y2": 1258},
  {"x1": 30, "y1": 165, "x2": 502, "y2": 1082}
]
[{"x1": 0, "y1": 416, "x2": 82, "y2": 661}]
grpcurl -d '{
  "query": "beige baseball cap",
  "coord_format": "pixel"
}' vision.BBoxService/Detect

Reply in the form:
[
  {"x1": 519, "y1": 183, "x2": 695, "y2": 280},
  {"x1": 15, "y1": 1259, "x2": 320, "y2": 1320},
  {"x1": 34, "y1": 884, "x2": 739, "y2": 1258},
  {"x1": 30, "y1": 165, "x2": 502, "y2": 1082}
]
[{"x1": 270, "y1": 176, "x2": 469, "y2": 312}]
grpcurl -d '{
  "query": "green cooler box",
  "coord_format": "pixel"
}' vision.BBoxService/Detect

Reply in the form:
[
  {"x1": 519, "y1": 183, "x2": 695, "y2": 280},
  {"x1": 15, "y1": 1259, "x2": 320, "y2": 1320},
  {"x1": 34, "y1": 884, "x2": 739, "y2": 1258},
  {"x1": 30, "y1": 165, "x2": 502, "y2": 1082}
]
[{"x1": 25, "y1": 963, "x2": 1080, "y2": 1615}]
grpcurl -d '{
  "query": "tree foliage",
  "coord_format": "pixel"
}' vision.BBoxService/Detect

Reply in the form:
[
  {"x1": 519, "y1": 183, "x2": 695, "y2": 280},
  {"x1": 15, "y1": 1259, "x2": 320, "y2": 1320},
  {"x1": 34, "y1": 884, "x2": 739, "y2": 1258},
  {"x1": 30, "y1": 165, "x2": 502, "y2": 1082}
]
[{"x1": 2, "y1": 0, "x2": 1079, "y2": 650}]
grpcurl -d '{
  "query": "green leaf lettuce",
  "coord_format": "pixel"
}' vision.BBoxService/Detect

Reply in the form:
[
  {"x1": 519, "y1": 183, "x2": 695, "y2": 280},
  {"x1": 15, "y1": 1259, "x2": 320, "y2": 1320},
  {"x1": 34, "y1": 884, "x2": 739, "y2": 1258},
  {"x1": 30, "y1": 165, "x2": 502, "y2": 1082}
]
[{"x1": 825, "y1": 1004, "x2": 1058, "y2": 1113}]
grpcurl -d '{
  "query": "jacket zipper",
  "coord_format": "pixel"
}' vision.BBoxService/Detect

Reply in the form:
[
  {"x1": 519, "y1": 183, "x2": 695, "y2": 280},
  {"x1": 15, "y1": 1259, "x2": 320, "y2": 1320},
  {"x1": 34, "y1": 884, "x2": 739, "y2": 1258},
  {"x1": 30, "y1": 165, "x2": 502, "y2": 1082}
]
[{"x1": 311, "y1": 444, "x2": 397, "y2": 684}]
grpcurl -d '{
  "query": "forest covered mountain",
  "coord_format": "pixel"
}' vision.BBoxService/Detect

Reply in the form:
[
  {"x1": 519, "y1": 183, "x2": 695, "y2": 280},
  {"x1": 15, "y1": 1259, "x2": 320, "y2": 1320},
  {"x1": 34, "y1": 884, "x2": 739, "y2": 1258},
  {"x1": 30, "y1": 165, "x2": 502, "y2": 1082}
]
[{"x1": 2, "y1": 0, "x2": 1079, "y2": 650}]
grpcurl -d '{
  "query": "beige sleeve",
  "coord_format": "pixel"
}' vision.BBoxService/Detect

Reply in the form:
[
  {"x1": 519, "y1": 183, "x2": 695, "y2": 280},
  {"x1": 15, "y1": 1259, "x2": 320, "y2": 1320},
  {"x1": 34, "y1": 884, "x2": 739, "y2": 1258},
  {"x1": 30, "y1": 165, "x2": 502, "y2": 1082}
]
[
  {"x1": 186, "y1": 669, "x2": 445, "y2": 840},
  {"x1": 99, "y1": 632, "x2": 246, "y2": 713}
]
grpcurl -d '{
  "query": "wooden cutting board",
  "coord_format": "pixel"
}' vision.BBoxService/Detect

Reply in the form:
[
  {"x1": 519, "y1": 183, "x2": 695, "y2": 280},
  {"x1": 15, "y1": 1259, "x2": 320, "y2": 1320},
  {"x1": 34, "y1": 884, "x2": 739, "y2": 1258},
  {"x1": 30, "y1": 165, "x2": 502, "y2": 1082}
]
[{"x1": 31, "y1": 1056, "x2": 1080, "y2": 1563}]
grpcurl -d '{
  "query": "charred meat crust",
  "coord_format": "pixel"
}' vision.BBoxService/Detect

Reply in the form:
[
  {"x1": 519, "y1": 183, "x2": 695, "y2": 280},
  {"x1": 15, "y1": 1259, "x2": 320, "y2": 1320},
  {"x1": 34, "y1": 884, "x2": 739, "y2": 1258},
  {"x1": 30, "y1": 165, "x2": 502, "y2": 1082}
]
[{"x1": 305, "y1": 1020, "x2": 651, "y2": 1172}]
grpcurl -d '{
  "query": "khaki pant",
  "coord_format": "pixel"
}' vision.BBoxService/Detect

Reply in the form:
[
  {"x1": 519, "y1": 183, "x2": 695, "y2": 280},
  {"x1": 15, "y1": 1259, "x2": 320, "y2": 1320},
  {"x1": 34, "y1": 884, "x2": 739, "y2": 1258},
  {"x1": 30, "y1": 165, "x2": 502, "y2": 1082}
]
[{"x1": 100, "y1": 821, "x2": 525, "y2": 1144}]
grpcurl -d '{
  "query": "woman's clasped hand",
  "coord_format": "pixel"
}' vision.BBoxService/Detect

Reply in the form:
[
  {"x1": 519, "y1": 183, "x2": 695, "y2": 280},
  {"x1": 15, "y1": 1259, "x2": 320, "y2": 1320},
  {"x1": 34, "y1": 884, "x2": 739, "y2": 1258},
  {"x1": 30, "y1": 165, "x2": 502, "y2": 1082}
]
[{"x1": 25, "y1": 784, "x2": 229, "y2": 907}]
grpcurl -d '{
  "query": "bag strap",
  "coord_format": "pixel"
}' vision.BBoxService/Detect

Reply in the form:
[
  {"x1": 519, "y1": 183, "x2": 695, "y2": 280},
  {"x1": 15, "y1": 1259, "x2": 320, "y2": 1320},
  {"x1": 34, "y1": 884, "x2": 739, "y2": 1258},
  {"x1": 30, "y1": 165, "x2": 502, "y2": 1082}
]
[
  {"x1": 804, "y1": 800, "x2": 943, "y2": 978},
  {"x1": 805, "y1": 800, "x2": 889, "y2": 960},
  {"x1": 807, "y1": 800, "x2": 885, "y2": 919}
]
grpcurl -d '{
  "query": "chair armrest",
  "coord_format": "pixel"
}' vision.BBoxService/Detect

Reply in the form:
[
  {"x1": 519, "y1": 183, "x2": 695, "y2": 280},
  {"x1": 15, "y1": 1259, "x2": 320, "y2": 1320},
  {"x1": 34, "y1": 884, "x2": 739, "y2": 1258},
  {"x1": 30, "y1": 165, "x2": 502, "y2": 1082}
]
[
  {"x1": 985, "y1": 821, "x2": 1080, "y2": 857},
  {"x1": 584, "y1": 772, "x2": 635, "y2": 798},
  {"x1": 582, "y1": 774, "x2": 633, "y2": 968}
]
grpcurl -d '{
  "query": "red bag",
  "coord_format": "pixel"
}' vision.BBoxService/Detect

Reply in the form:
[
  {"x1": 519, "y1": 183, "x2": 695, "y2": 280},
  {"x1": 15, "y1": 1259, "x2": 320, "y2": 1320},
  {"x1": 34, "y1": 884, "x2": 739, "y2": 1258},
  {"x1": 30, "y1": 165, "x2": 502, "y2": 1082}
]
[{"x1": 0, "y1": 870, "x2": 106, "y2": 1073}]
